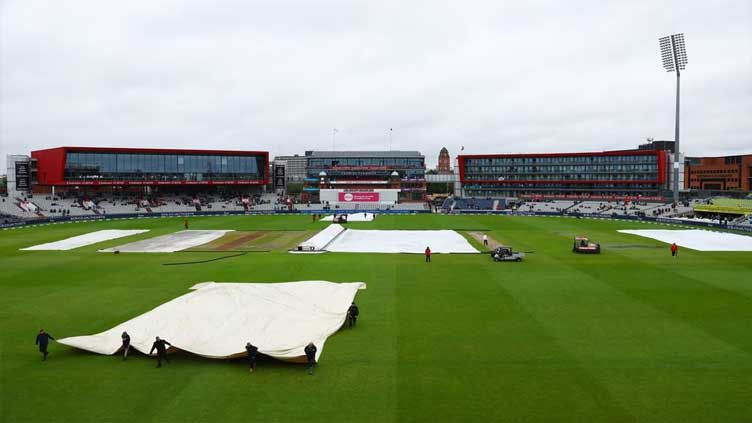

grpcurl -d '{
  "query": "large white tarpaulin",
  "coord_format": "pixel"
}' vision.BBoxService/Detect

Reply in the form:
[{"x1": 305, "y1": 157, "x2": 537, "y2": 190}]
[
  {"x1": 99, "y1": 230, "x2": 232, "y2": 253},
  {"x1": 21, "y1": 230, "x2": 149, "y2": 251},
  {"x1": 297, "y1": 224, "x2": 345, "y2": 251},
  {"x1": 617, "y1": 229, "x2": 752, "y2": 251},
  {"x1": 58, "y1": 281, "x2": 366, "y2": 361},
  {"x1": 321, "y1": 213, "x2": 374, "y2": 222},
  {"x1": 326, "y1": 229, "x2": 478, "y2": 254}
]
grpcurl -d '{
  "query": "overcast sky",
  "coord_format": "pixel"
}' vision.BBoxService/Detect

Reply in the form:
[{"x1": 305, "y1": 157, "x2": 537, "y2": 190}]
[{"x1": 1, "y1": 0, "x2": 750, "y2": 171}]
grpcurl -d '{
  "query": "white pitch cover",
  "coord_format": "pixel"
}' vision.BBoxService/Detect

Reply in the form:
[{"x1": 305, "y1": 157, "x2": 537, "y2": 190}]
[
  {"x1": 99, "y1": 230, "x2": 232, "y2": 253},
  {"x1": 297, "y1": 224, "x2": 345, "y2": 251},
  {"x1": 58, "y1": 281, "x2": 366, "y2": 361},
  {"x1": 326, "y1": 229, "x2": 478, "y2": 254},
  {"x1": 21, "y1": 229, "x2": 149, "y2": 251},
  {"x1": 617, "y1": 229, "x2": 752, "y2": 251},
  {"x1": 321, "y1": 213, "x2": 375, "y2": 222}
]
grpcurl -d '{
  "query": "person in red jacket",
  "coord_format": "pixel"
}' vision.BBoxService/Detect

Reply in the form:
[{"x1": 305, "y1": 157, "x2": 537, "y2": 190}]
[
  {"x1": 425, "y1": 246, "x2": 431, "y2": 263},
  {"x1": 671, "y1": 242, "x2": 678, "y2": 257}
]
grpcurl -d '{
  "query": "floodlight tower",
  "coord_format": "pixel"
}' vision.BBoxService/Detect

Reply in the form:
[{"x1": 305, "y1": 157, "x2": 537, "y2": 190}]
[{"x1": 659, "y1": 33, "x2": 688, "y2": 204}]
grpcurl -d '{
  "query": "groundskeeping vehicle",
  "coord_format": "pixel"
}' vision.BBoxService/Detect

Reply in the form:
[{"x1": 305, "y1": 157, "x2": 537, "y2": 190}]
[
  {"x1": 332, "y1": 214, "x2": 349, "y2": 223},
  {"x1": 491, "y1": 246, "x2": 525, "y2": 262},
  {"x1": 572, "y1": 236, "x2": 601, "y2": 254}
]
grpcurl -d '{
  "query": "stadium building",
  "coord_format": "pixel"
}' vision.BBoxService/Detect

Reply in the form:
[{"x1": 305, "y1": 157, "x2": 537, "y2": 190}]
[
  {"x1": 437, "y1": 147, "x2": 451, "y2": 174},
  {"x1": 684, "y1": 154, "x2": 752, "y2": 192},
  {"x1": 271, "y1": 154, "x2": 307, "y2": 190},
  {"x1": 25, "y1": 146, "x2": 268, "y2": 195},
  {"x1": 458, "y1": 148, "x2": 670, "y2": 200},
  {"x1": 301, "y1": 151, "x2": 426, "y2": 204}
]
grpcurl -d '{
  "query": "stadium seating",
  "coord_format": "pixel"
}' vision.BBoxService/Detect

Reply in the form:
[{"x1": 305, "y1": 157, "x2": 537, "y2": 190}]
[
  {"x1": 0, "y1": 196, "x2": 45, "y2": 218},
  {"x1": 293, "y1": 201, "x2": 427, "y2": 212},
  {"x1": 441, "y1": 197, "x2": 501, "y2": 212},
  {"x1": 0, "y1": 192, "x2": 282, "y2": 220},
  {"x1": 515, "y1": 201, "x2": 573, "y2": 213},
  {"x1": 710, "y1": 198, "x2": 752, "y2": 210},
  {"x1": 6, "y1": 191, "x2": 727, "y2": 223}
]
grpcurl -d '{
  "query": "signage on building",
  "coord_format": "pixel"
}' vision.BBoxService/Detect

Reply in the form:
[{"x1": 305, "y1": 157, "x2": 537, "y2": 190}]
[
  {"x1": 338, "y1": 192, "x2": 380, "y2": 202},
  {"x1": 60, "y1": 180, "x2": 265, "y2": 186},
  {"x1": 519, "y1": 194, "x2": 666, "y2": 202},
  {"x1": 274, "y1": 164, "x2": 286, "y2": 189},
  {"x1": 15, "y1": 162, "x2": 31, "y2": 191},
  {"x1": 330, "y1": 165, "x2": 389, "y2": 171}
]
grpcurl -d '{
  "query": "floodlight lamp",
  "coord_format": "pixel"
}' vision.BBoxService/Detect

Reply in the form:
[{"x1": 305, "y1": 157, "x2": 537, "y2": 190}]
[{"x1": 658, "y1": 33, "x2": 688, "y2": 72}]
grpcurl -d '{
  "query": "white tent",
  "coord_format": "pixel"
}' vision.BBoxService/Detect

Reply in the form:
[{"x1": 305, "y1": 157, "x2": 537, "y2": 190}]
[{"x1": 58, "y1": 281, "x2": 366, "y2": 361}]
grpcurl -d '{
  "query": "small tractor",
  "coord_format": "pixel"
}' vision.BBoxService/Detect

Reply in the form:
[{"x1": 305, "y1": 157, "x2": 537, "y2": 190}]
[
  {"x1": 491, "y1": 246, "x2": 525, "y2": 262},
  {"x1": 332, "y1": 214, "x2": 349, "y2": 223},
  {"x1": 572, "y1": 236, "x2": 600, "y2": 254}
]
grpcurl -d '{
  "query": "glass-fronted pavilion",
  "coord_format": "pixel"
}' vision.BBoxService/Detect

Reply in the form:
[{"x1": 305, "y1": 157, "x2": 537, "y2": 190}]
[
  {"x1": 302, "y1": 151, "x2": 426, "y2": 202},
  {"x1": 458, "y1": 149, "x2": 668, "y2": 199},
  {"x1": 32, "y1": 147, "x2": 268, "y2": 188}
]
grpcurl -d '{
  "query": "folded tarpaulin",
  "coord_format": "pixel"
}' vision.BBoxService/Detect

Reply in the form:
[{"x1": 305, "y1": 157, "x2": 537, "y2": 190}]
[
  {"x1": 297, "y1": 224, "x2": 345, "y2": 251},
  {"x1": 58, "y1": 281, "x2": 366, "y2": 361}
]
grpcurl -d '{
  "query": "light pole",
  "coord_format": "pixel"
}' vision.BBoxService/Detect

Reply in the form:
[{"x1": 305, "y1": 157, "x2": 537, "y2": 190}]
[{"x1": 659, "y1": 33, "x2": 688, "y2": 204}]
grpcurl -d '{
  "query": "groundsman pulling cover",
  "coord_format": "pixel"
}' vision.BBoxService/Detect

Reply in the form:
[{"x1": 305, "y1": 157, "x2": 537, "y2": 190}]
[{"x1": 58, "y1": 281, "x2": 366, "y2": 361}]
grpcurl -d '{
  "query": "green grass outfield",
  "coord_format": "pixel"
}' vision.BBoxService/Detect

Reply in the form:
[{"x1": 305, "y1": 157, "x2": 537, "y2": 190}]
[{"x1": 1, "y1": 215, "x2": 751, "y2": 422}]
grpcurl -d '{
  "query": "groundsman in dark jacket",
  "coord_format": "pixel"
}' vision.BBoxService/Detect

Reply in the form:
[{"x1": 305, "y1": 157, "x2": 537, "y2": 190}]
[{"x1": 35, "y1": 329, "x2": 55, "y2": 361}]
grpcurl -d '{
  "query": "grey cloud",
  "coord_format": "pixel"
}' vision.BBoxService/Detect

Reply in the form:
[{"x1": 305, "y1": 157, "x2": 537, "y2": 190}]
[{"x1": 1, "y1": 0, "x2": 750, "y2": 171}]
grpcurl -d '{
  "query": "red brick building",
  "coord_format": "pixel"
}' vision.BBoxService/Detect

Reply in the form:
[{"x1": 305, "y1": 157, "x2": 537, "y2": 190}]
[
  {"x1": 437, "y1": 147, "x2": 451, "y2": 174},
  {"x1": 684, "y1": 155, "x2": 752, "y2": 192},
  {"x1": 458, "y1": 149, "x2": 669, "y2": 200}
]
